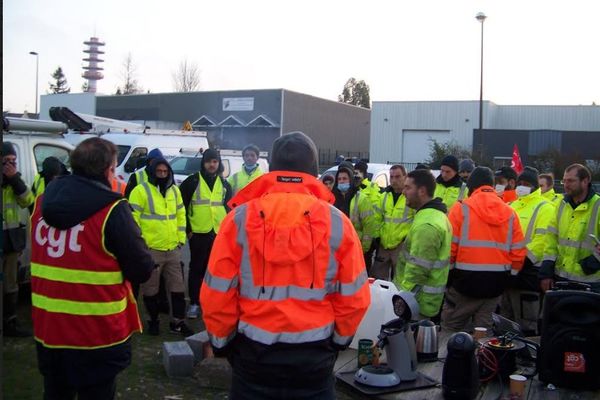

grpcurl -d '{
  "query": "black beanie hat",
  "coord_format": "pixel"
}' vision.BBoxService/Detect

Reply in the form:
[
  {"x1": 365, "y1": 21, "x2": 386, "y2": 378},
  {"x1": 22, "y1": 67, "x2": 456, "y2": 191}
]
[
  {"x1": 354, "y1": 161, "x2": 368, "y2": 175},
  {"x1": 41, "y1": 156, "x2": 63, "y2": 178},
  {"x1": 495, "y1": 166, "x2": 517, "y2": 181},
  {"x1": 415, "y1": 163, "x2": 431, "y2": 170},
  {"x1": 2, "y1": 141, "x2": 17, "y2": 157},
  {"x1": 467, "y1": 166, "x2": 495, "y2": 192},
  {"x1": 517, "y1": 166, "x2": 539, "y2": 189},
  {"x1": 441, "y1": 155, "x2": 459, "y2": 172},
  {"x1": 270, "y1": 131, "x2": 319, "y2": 176},
  {"x1": 242, "y1": 144, "x2": 260, "y2": 157}
]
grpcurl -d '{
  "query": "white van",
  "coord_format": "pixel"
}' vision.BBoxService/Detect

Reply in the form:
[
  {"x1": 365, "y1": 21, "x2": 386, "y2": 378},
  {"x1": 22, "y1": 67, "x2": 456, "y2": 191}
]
[
  {"x1": 66, "y1": 130, "x2": 210, "y2": 182},
  {"x1": 3, "y1": 117, "x2": 74, "y2": 285},
  {"x1": 170, "y1": 149, "x2": 269, "y2": 185}
]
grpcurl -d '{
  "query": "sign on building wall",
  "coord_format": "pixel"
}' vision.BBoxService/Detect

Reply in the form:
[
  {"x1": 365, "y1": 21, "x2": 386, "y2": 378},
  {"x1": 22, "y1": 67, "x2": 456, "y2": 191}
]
[{"x1": 223, "y1": 97, "x2": 254, "y2": 111}]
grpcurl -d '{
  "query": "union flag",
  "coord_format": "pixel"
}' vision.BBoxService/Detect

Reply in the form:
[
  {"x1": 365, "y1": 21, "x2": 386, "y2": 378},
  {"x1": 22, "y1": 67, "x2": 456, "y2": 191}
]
[{"x1": 511, "y1": 144, "x2": 524, "y2": 174}]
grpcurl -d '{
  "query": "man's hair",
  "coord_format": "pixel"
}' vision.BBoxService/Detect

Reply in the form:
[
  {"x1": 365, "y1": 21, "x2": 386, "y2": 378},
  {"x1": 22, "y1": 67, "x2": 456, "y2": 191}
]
[
  {"x1": 242, "y1": 144, "x2": 260, "y2": 157},
  {"x1": 390, "y1": 164, "x2": 407, "y2": 175},
  {"x1": 407, "y1": 169, "x2": 436, "y2": 197},
  {"x1": 322, "y1": 174, "x2": 334, "y2": 183},
  {"x1": 565, "y1": 163, "x2": 592, "y2": 181},
  {"x1": 70, "y1": 137, "x2": 117, "y2": 179},
  {"x1": 539, "y1": 173, "x2": 554, "y2": 188}
]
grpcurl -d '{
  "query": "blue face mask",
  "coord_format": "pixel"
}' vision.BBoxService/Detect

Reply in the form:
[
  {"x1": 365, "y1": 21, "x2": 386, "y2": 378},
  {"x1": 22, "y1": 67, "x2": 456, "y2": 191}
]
[
  {"x1": 245, "y1": 163, "x2": 258, "y2": 169},
  {"x1": 338, "y1": 183, "x2": 350, "y2": 192}
]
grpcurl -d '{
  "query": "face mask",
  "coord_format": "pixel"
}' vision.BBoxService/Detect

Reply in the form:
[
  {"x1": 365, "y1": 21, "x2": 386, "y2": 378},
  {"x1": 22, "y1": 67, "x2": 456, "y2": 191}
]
[
  {"x1": 495, "y1": 184, "x2": 506, "y2": 196},
  {"x1": 338, "y1": 183, "x2": 350, "y2": 192},
  {"x1": 515, "y1": 185, "x2": 532, "y2": 197},
  {"x1": 355, "y1": 172, "x2": 364, "y2": 180},
  {"x1": 245, "y1": 163, "x2": 258, "y2": 169}
]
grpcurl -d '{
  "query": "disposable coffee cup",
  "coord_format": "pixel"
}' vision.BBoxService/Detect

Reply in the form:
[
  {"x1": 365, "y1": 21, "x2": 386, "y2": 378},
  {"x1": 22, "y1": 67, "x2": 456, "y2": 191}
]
[
  {"x1": 473, "y1": 327, "x2": 487, "y2": 340},
  {"x1": 509, "y1": 374, "x2": 527, "y2": 398}
]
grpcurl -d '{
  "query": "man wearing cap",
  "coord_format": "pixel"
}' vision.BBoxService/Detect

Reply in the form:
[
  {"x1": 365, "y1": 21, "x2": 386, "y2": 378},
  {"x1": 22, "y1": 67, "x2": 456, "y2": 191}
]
[
  {"x1": 201, "y1": 132, "x2": 369, "y2": 399},
  {"x1": 354, "y1": 160, "x2": 383, "y2": 271},
  {"x1": 372, "y1": 165, "x2": 415, "y2": 280},
  {"x1": 539, "y1": 173, "x2": 563, "y2": 207},
  {"x1": 180, "y1": 149, "x2": 233, "y2": 319},
  {"x1": 494, "y1": 166, "x2": 518, "y2": 203},
  {"x1": 124, "y1": 148, "x2": 164, "y2": 198},
  {"x1": 458, "y1": 159, "x2": 475, "y2": 183},
  {"x1": 442, "y1": 167, "x2": 526, "y2": 332},
  {"x1": 501, "y1": 167, "x2": 555, "y2": 335},
  {"x1": 540, "y1": 163, "x2": 600, "y2": 293},
  {"x1": 2, "y1": 141, "x2": 35, "y2": 337},
  {"x1": 228, "y1": 144, "x2": 264, "y2": 195},
  {"x1": 31, "y1": 156, "x2": 70, "y2": 198},
  {"x1": 434, "y1": 155, "x2": 468, "y2": 210}
]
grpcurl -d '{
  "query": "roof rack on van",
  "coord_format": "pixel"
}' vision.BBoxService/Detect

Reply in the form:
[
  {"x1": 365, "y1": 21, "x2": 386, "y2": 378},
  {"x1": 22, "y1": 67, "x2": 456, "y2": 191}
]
[
  {"x1": 219, "y1": 149, "x2": 269, "y2": 157},
  {"x1": 179, "y1": 147, "x2": 205, "y2": 156},
  {"x1": 3, "y1": 117, "x2": 68, "y2": 134},
  {"x1": 142, "y1": 129, "x2": 207, "y2": 137}
]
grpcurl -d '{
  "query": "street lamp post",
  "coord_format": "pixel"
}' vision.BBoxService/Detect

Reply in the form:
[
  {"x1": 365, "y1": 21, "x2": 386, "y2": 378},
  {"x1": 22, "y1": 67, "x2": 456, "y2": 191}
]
[
  {"x1": 29, "y1": 51, "x2": 39, "y2": 117},
  {"x1": 475, "y1": 12, "x2": 487, "y2": 132}
]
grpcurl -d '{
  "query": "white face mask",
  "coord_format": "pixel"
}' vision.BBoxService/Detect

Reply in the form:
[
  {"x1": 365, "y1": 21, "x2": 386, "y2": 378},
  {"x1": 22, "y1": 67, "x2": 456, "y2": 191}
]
[
  {"x1": 495, "y1": 184, "x2": 506, "y2": 196},
  {"x1": 516, "y1": 185, "x2": 532, "y2": 197}
]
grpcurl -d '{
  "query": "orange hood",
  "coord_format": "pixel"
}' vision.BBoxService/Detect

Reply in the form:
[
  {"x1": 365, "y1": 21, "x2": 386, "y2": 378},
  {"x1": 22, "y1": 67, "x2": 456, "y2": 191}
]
[{"x1": 464, "y1": 186, "x2": 514, "y2": 226}]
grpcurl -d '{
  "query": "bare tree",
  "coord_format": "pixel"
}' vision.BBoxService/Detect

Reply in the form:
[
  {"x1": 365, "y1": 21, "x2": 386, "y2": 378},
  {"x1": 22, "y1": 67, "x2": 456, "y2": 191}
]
[
  {"x1": 172, "y1": 59, "x2": 201, "y2": 92},
  {"x1": 118, "y1": 52, "x2": 142, "y2": 95}
]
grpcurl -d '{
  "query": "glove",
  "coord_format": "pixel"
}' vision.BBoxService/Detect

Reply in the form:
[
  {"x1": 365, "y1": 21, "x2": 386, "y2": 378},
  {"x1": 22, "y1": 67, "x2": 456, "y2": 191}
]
[{"x1": 580, "y1": 255, "x2": 600, "y2": 275}]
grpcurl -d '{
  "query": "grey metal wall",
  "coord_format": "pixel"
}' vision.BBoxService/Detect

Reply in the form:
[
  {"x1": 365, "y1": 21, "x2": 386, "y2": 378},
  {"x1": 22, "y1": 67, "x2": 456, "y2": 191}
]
[{"x1": 281, "y1": 90, "x2": 371, "y2": 159}]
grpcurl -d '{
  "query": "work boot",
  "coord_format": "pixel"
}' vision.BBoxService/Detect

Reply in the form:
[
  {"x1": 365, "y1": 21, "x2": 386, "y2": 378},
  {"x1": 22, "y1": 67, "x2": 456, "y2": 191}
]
[
  {"x1": 169, "y1": 320, "x2": 194, "y2": 337},
  {"x1": 186, "y1": 304, "x2": 200, "y2": 319},
  {"x1": 3, "y1": 318, "x2": 32, "y2": 338},
  {"x1": 147, "y1": 320, "x2": 160, "y2": 336}
]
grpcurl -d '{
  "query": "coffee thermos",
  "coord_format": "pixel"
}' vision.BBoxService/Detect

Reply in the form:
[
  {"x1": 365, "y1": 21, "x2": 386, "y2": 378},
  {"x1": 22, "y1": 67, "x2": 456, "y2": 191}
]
[{"x1": 442, "y1": 332, "x2": 480, "y2": 400}]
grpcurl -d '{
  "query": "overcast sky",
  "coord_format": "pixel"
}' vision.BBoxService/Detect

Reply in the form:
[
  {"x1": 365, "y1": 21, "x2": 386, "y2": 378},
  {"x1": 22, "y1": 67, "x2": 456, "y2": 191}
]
[{"x1": 3, "y1": 0, "x2": 599, "y2": 113}]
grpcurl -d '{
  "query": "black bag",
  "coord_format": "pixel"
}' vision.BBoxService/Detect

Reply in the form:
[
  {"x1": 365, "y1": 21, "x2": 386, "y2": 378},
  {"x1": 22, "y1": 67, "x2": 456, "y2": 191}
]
[{"x1": 537, "y1": 287, "x2": 600, "y2": 390}]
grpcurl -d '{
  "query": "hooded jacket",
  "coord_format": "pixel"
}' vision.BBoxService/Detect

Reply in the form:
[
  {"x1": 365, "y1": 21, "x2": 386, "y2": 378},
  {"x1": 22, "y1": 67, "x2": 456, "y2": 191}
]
[
  {"x1": 435, "y1": 174, "x2": 468, "y2": 210},
  {"x1": 201, "y1": 171, "x2": 369, "y2": 386},
  {"x1": 447, "y1": 186, "x2": 526, "y2": 298}
]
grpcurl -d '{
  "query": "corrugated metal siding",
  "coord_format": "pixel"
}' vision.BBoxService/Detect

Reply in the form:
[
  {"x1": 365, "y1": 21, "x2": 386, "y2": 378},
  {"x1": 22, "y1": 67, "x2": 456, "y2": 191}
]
[
  {"x1": 281, "y1": 90, "x2": 370, "y2": 155},
  {"x1": 494, "y1": 105, "x2": 600, "y2": 131}
]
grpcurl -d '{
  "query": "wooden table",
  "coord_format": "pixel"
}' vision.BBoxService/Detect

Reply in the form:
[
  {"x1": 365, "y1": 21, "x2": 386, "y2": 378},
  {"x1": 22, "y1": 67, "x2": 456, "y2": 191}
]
[{"x1": 334, "y1": 331, "x2": 599, "y2": 400}]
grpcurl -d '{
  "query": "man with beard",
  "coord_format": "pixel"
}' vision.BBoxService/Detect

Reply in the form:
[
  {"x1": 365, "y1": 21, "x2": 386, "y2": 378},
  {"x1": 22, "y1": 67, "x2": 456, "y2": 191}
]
[
  {"x1": 180, "y1": 149, "x2": 233, "y2": 319},
  {"x1": 494, "y1": 166, "x2": 518, "y2": 203},
  {"x1": 434, "y1": 155, "x2": 468, "y2": 210},
  {"x1": 129, "y1": 157, "x2": 193, "y2": 336},
  {"x1": 393, "y1": 169, "x2": 451, "y2": 319},
  {"x1": 540, "y1": 164, "x2": 600, "y2": 293}
]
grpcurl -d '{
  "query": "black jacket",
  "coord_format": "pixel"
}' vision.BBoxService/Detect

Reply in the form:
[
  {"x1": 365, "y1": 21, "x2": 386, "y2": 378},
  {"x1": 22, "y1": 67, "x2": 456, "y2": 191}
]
[
  {"x1": 2, "y1": 172, "x2": 29, "y2": 253},
  {"x1": 42, "y1": 174, "x2": 154, "y2": 285},
  {"x1": 436, "y1": 173, "x2": 462, "y2": 188}
]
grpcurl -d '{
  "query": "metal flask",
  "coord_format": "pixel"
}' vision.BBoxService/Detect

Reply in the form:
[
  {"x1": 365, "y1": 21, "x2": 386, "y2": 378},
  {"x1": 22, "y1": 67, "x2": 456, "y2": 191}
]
[{"x1": 415, "y1": 320, "x2": 439, "y2": 362}]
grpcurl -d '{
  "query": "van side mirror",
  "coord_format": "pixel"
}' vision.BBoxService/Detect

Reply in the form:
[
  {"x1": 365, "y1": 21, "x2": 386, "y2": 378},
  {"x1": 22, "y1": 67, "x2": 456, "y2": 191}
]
[{"x1": 124, "y1": 156, "x2": 146, "y2": 173}]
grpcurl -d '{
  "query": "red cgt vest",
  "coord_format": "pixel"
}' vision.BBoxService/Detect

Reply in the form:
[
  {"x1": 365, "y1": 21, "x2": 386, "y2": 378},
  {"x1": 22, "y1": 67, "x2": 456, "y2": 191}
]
[{"x1": 30, "y1": 197, "x2": 142, "y2": 349}]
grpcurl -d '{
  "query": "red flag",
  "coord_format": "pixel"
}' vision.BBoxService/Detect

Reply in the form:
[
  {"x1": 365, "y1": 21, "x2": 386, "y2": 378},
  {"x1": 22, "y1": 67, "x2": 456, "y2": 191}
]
[{"x1": 511, "y1": 144, "x2": 524, "y2": 174}]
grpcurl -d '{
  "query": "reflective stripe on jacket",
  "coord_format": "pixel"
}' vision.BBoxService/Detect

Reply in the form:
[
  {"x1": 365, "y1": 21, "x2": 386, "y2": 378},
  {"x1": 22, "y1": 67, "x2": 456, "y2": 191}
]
[
  {"x1": 350, "y1": 190, "x2": 380, "y2": 251},
  {"x1": 200, "y1": 171, "x2": 370, "y2": 350},
  {"x1": 2, "y1": 183, "x2": 34, "y2": 230},
  {"x1": 543, "y1": 194, "x2": 600, "y2": 283},
  {"x1": 30, "y1": 197, "x2": 142, "y2": 348},
  {"x1": 434, "y1": 182, "x2": 468, "y2": 210},
  {"x1": 32, "y1": 174, "x2": 45, "y2": 197},
  {"x1": 188, "y1": 173, "x2": 227, "y2": 233},
  {"x1": 135, "y1": 169, "x2": 148, "y2": 185},
  {"x1": 448, "y1": 186, "x2": 526, "y2": 298},
  {"x1": 394, "y1": 207, "x2": 452, "y2": 317},
  {"x1": 361, "y1": 178, "x2": 382, "y2": 211},
  {"x1": 111, "y1": 178, "x2": 126, "y2": 195},
  {"x1": 510, "y1": 189, "x2": 555, "y2": 265},
  {"x1": 228, "y1": 167, "x2": 263, "y2": 195},
  {"x1": 379, "y1": 192, "x2": 414, "y2": 249},
  {"x1": 129, "y1": 182, "x2": 186, "y2": 250}
]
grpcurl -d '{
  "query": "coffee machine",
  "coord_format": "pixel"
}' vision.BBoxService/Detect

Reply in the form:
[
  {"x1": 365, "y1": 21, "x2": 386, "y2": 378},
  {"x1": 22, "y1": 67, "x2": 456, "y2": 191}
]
[
  {"x1": 442, "y1": 332, "x2": 480, "y2": 400},
  {"x1": 354, "y1": 291, "x2": 419, "y2": 387}
]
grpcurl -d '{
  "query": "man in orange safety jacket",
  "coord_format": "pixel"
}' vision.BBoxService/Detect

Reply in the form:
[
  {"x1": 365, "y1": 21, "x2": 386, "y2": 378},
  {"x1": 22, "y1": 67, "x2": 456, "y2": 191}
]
[
  {"x1": 442, "y1": 166, "x2": 526, "y2": 332},
  {"x1": 200, "y1": 132, "x2": 370, "y2": 399}
]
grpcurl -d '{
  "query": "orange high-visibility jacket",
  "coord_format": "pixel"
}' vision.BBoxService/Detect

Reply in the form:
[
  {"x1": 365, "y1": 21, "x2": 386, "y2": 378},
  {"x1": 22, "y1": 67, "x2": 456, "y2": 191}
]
[
  {"x1": 448, "y1": 186, "x2": 526, "y2": 298},
  {"x1": 200, "y1": 171, "x2": 370, "y2": 351},
  {"x1": 501, "y1": 189, "x2": 518, "y2": 204},
  {"x1": 111, "y1": 178, "x2": 126, "y2": 195}
]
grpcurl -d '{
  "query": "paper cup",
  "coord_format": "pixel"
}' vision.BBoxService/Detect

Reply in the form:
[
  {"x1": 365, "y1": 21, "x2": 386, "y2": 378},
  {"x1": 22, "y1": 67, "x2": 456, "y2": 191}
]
[
  {"x1": 473, "y1": 327, "x2": 488, "y2": 340},
  {"x1": 509, "y1": 374, "x2": 527, "y2": 398}
]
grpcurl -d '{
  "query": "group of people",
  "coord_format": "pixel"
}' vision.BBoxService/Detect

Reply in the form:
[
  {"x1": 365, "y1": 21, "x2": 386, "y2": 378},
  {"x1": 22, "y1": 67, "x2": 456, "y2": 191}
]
[
  {"x1": 3, "y1": 133, "x2": 600, "y2": 399},
  {"x1": 323, "y1": 154, "x2": 600, "y2": 336}
]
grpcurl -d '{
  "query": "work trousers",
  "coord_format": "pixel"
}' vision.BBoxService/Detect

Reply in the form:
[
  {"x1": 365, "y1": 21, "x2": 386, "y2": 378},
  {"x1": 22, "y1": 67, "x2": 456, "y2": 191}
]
[
  {"x1": 141, "y1": 249, "x2": 185, "y2": 320},
  {"x1": 188, "y1": 232, "x2": 215, "y2": 306},
  {"x1": 441, "y1": 286, "x2": 501, "y2": 333},
  {"x1": 370, "y1": 245, "x2": 401, "y2": 281},
  {"x1": 230, "y1": 368, "x2": 335, "y2": 400},
  {"x1": 43, "y1": 376, "x2": 116, "y2": 400},
  {"x1": 2, "y1": 251, "x2": 20, "y2": 294},
  {"x1": 501, "y1": 288, "x2": 541, "y2": 335}
]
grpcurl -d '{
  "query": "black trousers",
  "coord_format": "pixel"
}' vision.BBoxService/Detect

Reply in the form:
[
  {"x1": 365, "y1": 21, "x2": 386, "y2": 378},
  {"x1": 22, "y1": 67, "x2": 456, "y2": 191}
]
[
  {"x1": 188, "y1": 232, "x2": 216, "y2": 306},
  {"x1": 43, "y1": 376, "x2": 116, "y2": 400}
]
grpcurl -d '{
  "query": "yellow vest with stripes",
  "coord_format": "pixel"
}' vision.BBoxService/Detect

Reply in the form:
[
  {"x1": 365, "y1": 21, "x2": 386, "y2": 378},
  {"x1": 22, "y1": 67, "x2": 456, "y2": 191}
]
[{"x1": 189, "y1": 174, "x2": 227, "y2": 233}]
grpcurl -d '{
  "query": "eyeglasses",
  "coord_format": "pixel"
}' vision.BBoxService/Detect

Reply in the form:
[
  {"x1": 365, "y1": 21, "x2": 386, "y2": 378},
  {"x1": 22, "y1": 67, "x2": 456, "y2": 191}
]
[{"x1": 560, "y1": 178, "x2": 579, "y2": 184}]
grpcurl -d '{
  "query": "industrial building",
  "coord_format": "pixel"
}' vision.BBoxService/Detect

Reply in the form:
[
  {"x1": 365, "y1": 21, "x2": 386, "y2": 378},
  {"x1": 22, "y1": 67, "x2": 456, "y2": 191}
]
[
  {"x1": 370, "y1": 101, "x2": 600, "y2": 167},
  {"x1": 40, "y1": 89, "x2": 370, "y2": 166}
]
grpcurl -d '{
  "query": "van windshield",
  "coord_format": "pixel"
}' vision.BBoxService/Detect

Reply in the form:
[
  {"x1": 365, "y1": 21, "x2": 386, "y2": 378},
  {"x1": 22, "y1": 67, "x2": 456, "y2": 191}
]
[{"x1": 117, "y1": 145, "x2": 131, "y2": 166}]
